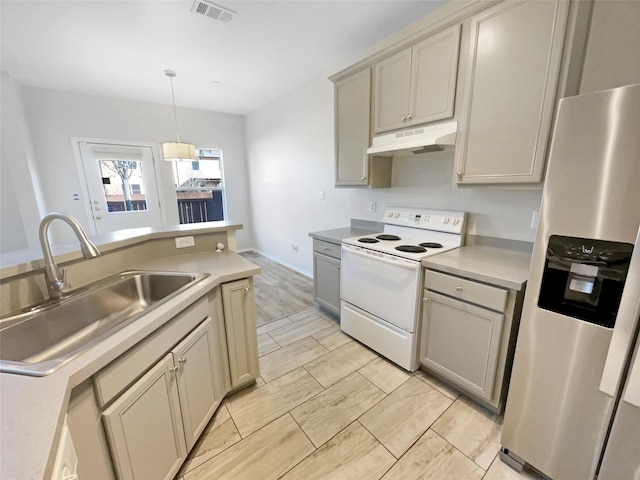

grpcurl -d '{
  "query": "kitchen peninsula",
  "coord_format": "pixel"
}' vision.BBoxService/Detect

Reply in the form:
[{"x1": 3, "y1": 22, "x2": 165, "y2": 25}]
[{"x1": 0, "y1": 221, "x2": 261, "y2": 480}]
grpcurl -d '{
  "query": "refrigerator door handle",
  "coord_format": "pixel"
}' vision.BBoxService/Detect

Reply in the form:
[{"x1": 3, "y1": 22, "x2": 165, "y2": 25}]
[{"x1": 599, "y1": 227, "x2": 640, "y2": 397}]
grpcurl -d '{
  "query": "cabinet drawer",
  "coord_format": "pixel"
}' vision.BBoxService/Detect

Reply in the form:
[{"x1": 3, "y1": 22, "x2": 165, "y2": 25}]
[
  {"x1": 94, "y1": 297, "x2": 209, "y2": 407},
  {"x1": 313, "y1": 239, "x2": 341, "y2": 259},
  {"x1": 424, "y1": 269, "x2": 507, "y2": 312}
]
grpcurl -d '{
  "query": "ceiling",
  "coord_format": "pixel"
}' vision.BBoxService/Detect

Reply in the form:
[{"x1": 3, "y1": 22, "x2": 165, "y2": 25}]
[{"x1": 1, "y1": 0, "x2": 446, "y2": 115}]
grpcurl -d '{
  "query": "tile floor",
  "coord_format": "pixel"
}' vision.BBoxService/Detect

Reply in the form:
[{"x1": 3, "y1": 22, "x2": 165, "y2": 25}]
[{"x1": 176, "y1": 306, "x2": 544, "y2": 480}]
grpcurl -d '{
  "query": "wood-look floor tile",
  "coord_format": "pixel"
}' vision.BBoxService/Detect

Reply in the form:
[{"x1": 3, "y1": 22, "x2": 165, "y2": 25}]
[
  {"x1": 303, "y1": 341, "x2": 378, "y2": 388},
  {"x1": 432, "y1": 396, "x2": 502, "y2": 470},
  {"x1": 280, "y1": 421, "x2": 395, "y2": 480},
  {"x1": 312, "y1": 323, "x2": 353, "y2": 351},
  {"x1": 381, "y1": 429, "x2": 484, "y2": 480},
  {"x1": 179, "y1": 405, "x2": 241, "y2": 475},
  {"x1": 183, "y1": 414, "x2": 315, "y2": 480},
  {"x1": 256, "y1": 317, "x2": 293, "y2": 336},
  {"x1": 258, "y1": 334, "x2": 280, "y2": 357},
  {"x1": 290, "y1": 372, "x2": 385, "y2": 447},
  {"x1": 289, "y1": 307, "x2": 321, "y2": 322},
  {"x1": 359, "y1": 377, "x2": 453, "y2": 458},
  {"x1": 413, "y1": 369, "x2": 460, "y2": 400},
  {"x1": 483, "y1": 456, "x2": 547, "y2": 480},
  {"x1": 259, "y1": 336, "x2": 329, "y2": 383},
  {"x1": 268, "y1": 315, "x2": 334, "y2": 347},
  {"x1": 226, "y1": 368, "x2": 323, "y2": 437},
  {"x1": 358, "y1": 357, "x2": 411, "y2": 394}
]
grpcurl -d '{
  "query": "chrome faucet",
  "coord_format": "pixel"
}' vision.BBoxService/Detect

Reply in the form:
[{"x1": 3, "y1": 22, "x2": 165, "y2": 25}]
[{"x1": 39, "y1": 213, "x2": 101, "y2": 299}]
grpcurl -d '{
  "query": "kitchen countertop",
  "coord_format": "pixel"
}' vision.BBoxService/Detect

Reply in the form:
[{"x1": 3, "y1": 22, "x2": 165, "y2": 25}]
[
  {"x1": 422, "y1": 245, "x2": 532, "y2": 290},
  {"x1": 0, "y1": 249, "x2": 260, "y2": 480},
  {"x1": 1, "y1": 220, "x2": 243, "y2": 278},
  {"x1": 308, "y1": 226, "x2": 381, "y2": 244}
]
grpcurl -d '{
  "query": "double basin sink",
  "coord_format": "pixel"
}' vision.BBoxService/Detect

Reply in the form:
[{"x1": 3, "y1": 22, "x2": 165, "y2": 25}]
[{"x1": 0, "y1": 270, "x2": 208, "y2": 377}]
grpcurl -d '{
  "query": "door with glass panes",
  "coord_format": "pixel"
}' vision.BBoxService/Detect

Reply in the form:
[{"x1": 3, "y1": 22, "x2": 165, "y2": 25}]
[{"x1": 78, "y1": 142, "x2": 163, "y2": 234}]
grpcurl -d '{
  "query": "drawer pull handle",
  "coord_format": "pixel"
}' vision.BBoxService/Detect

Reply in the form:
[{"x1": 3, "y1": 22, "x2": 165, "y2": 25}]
[
  {"x1": 455, "y1": 287, "x2": 463, "y2": 292},
  {"x1": 169, "y1": 366, "x2": 179, "y2": 373},
  {"x1": 178, "y1": 358, "x2": 188, "y2": 364},
  {"x1": 323, "y1": 247, "x2": 331, "y2": 251}
]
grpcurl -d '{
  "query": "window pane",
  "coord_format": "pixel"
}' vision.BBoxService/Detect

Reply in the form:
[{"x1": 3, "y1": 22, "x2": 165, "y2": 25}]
[
  {"x1": 173, "y1": 159, "x2": 222, "y2": 188},
  {"x1": 98, "y1": 160, "x2": 148, "y2": 212}
]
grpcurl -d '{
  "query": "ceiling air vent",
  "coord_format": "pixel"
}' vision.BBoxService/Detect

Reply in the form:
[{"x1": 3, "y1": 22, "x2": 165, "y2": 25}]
[{"x1": 191, "y1": 0, "x2": 236, "y2": 22}]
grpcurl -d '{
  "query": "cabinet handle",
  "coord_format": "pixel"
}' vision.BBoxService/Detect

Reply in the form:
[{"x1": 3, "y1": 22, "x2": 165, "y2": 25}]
[
  {"x1": 456, "y1": 171, "x2": 463, "y2": 180},
  {"x1": 323, "y1": 247, "x2": 331, "y2": 251},
  {"x1": 337, "y1": 266, "x2": 341, "y2": 270},
  {"x1": 455, "y1": 286, "x2": 463, "y2": 292},
  {"x1": 178, "y1": 358, "x2": 187, "y2": 364},
  {"x1": 406, "y1": 113, "x2": 412, "y2": 121},
  {"x1": 423, "y1": 298, "x2": 431, "y2": 303},
  {"x1": 169, "y1": 366, "x2": 179, "y2": 373},
  {"x1": 401, "y1": 115, "x2": 407, "y2": 121}
]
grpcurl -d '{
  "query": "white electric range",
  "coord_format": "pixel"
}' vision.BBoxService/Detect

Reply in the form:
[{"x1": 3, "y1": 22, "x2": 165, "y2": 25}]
[{"x1": 340, "y1": 207, "x2": 466, "y2": 371}]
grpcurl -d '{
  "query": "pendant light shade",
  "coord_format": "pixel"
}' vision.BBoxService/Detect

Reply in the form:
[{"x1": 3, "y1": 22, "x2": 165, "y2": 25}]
[
  {"x1": 161, "y1": 142, "x2": 196, "y2": 161},
  {"x1": 162, "y1": 70, "x2": 196, "y2": 161}
]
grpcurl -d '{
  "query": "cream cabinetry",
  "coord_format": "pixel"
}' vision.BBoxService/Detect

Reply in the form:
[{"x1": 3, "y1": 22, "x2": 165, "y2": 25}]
[
  {"x1": 373, "y1": 24, "x2": 461, "y2": 133},
  {"x1": 103, "y1": 353, "x2": 187, "y2": 480},
  {"x1": 222, "y1": 278, "x2": 260, "y2": 388},
  {"x1": 334, "y1": 68, "x2": 391, "y2": 188},
  {"x1": 420, "y1": 268, "x2": 524, "y2": 413},
  {"x1": 454, "y1": 0, "x2": 570, "y2": 184},
  {"x1": 102, "y1": 316, "x2": 222, "y2": 480}
]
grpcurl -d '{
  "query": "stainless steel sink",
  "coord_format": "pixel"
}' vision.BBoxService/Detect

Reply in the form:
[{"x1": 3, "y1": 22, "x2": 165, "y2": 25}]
[{"x1": 0, "y1": 270, "x2": 208, "y2": 376}]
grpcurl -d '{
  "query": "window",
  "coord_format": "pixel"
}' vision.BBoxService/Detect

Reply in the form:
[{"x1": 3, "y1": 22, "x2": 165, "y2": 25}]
[{"x1": 173, "y1": 149, "x2": 225, "y2": 224}]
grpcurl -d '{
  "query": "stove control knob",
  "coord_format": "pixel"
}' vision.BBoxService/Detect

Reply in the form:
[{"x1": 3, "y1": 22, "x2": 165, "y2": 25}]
[
  {"x1": 443, "y1": 218, "x2": 450, "y2": 224},
  {"x1": 394, "y1": 212, "x2": 400, "y2": 218},
  {"x1": 453, "y1": 219, "x2": 460, "y2": 225},
  {"x1": 388, "y1": 212, "x2": 394, "y2": 217}
]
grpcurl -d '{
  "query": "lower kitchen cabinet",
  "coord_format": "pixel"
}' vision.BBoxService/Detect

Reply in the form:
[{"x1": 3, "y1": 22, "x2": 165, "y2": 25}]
[
  {"x1": 103, "y1": 317, "x2": 220, "y2": 480},
  {"x1": 420, "y1": 268, "x2": 524, "y2": 413},
  {"x1": 312, "y1": 239, "x2": 341, "y2": 317},
  {"x1": 64, "y1": 281, "x2": 259, "y2": 480},
  {"x1": 222, "y1": 278, "x2": 260, "y2": 388},
  {"x1": 103, "y1": 353, "x2": 187, "y2": 480}
]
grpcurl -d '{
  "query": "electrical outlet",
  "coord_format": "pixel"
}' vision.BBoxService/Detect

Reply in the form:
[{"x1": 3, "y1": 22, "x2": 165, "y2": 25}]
[
  {"x1": 291, "y1": 243, "x2": 298, "y2": 252},
  {"x1": 175, "y1": 236, "x2": 195, "y2": 248},
  {"x1": 369, "y1": 201, "x2": 377, "y2": 212}
]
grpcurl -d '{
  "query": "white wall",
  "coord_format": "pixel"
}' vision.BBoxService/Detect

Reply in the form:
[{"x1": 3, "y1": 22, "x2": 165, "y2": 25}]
[
  {"x1": 0, "y1": 72, "x2": 45, "y2": 252},
  {"x1": 580, "y1": 0, "x2": 640, "y2": 94},
  {"x1": 246, "y1": 75, "x2": 543, "y2": 277},
  {"x1": 16, "y1": 86, "x2": 254, "y2": 250}
]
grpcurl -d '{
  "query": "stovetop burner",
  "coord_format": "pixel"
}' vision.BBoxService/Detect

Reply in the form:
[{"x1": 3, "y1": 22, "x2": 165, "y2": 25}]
[
  {"x1": 358, "y1": 238, "x2": 379, "y2": 243},
  {"x1": 395, "y1": 245, "x2": 427, "y2": 253},
  {"x1": 377, "y1": 234, "x2": 401, "y2": 241},
  {"x1": 419, "y1": 242, "x2": 443, "y2": 249}
]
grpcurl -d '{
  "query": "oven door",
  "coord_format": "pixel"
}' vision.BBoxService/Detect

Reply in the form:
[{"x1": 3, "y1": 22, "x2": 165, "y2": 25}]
[{"x1": 340, "y1": 244, "x2": 421, "y2": 331}]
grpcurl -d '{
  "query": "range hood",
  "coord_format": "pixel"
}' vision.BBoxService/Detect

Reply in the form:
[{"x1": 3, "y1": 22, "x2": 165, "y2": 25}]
[{"x1": 367, "y1": 121, "x2": 457, "y2": 156}]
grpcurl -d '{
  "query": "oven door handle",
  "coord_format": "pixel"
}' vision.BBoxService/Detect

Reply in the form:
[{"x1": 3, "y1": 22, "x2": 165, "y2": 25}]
[{"x1": 342, "y1": 246, "x2": 419, "y2": 270}]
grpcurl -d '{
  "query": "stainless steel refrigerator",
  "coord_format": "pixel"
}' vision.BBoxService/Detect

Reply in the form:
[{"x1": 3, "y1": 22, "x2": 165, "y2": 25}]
[{"x1": 501, "y1": 83, "x2": 640, "y2": 480}]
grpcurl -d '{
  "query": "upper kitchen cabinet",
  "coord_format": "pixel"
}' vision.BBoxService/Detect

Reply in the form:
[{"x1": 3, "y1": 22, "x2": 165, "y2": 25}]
[
  {"x1": 455, "y1": 0, "x2": 570, "y2": 185},
  {"x1": 334, "y1": 68, "x2": 391, "y2": 188},
  {"x1": 373, "y1": 24, "x2": 461, "y2": 134}
]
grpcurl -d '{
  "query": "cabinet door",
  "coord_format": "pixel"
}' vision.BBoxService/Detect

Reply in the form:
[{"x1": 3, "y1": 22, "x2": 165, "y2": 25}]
[
  {"x1": 173, "y1": 318, "x2": 221, "y2": 451},
  {"x1": 222, "y1": 278, "x2": 260, "y2": 388},
  {"x1": 313, "y1": 252, "x2": 341, "y2": 317},
  {"x1": 335, "y1": 69, "x2": 372, "y2": 186},
  {"x1": 408, "y1": 24, "x2": 461, "y2": 127},
  {"x1": 102, "y1": 354, "x2": 186, "y2": 480},
  {"x1": 455, "y1": 0, "x2": 569, "y2": 184},
  {"x1": 373, "y1": 47, "x2": 412, "y2": 133},
  {"x1": 420, "y1": 292, "x2": 504, "y2": 401}
]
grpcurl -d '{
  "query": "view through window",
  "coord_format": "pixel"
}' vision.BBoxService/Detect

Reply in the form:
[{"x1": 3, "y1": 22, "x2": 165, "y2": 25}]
[
  {"x1": 173, "y1": 149, "x2": 225, "y2": 224},
  {"x1": 99, "y1": 159, "x2": 148, "y2": 212}
]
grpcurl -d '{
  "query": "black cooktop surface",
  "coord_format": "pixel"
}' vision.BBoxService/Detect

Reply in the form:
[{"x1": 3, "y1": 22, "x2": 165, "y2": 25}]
[
  {"x1": 395, "y1": 245, "x2": 427, "y2": 253},
  {"x1": 377, "y1": 234, "x2": 401, "y2": 241}
]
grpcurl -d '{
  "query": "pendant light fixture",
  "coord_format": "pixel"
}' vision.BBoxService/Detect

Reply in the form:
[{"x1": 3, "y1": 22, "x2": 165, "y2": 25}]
[{"x1": 161, "y1": 70, "x2": 196, "y2": 161}]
